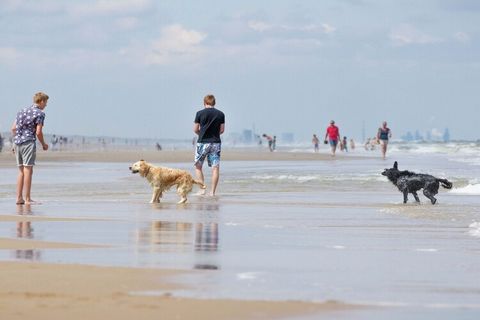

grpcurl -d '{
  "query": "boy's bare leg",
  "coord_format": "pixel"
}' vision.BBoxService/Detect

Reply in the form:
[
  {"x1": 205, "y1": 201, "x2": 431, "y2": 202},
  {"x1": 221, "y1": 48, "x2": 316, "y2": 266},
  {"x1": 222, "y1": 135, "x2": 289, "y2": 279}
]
[
  {"x1": 16, "y1": 166, "x2": 25, "y2": 204},
  {"x1": 211, "y1": 166, "x2": 219, "y2": 196},
  {"x1": 195, "y1": 164, "x2": 206, "y2": 195},
  {"x1": 23, "y1": 166, "x2": 38, "y2": 204}
]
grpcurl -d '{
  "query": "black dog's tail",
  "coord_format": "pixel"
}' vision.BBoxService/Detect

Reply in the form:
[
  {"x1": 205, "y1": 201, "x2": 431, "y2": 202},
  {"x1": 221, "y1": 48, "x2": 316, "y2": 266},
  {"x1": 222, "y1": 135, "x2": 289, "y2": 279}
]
[{"x1": 437, "y1": 178, "x2": 452, "y2": 189}]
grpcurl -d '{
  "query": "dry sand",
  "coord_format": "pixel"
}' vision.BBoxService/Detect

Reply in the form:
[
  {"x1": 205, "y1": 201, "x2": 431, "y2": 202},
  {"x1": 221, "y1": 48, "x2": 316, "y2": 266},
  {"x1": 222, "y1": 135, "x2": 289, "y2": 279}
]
[{"x1": 0, "y1": 261, "x2": 352, "y2": 320}]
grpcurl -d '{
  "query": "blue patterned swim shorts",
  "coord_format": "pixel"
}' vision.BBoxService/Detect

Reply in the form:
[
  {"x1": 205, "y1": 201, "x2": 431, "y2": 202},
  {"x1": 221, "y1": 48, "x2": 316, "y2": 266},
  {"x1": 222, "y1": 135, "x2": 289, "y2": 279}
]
[{"x1": 195, "y1": 143, "x2": 221, "y2": 167}]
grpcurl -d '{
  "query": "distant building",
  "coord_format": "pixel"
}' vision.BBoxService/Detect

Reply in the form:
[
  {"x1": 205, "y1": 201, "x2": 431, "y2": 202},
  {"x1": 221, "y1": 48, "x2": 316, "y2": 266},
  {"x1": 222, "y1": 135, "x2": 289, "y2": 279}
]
[
  {"x1": 443, "y1": 128, "x2": 450, "y2": 142},
  {"x1": 242, "y1": 130, "x2": 253, "y2": 144},
  {"x1": 414, "y1": 130, "x2": 423, "y2": 141}
]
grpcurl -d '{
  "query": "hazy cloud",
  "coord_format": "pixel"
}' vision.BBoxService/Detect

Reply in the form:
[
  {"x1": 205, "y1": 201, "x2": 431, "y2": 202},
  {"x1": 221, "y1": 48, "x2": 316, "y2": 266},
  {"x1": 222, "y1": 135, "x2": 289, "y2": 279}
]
[
  {"x1": 390, "y1": 24, "x2": 443, "y2": 46},
  {"x1": 453, "y1": 31, "x2": 471, "y2": 43},
  {"x1": 67, "y1": 0, "x2": 153, "y2": 17},
  {"x1": 145, "y1": 25, "x2": 207, "y2": 65},
  {"x1": 248, "y1": 20, "x2": 273, "y2": 32},
  {"x1": 0, "y1": 47, "x2": 21, "y2": 66},
  {"x1": 248, "y1": 20, "x2": 336, "y2": 35}
]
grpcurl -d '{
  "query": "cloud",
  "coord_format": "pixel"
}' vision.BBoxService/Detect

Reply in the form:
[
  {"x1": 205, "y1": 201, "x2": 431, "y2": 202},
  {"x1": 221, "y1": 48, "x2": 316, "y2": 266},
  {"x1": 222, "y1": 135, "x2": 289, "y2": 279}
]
[
  {"x1": 248, "y1": 20, "x2": 336, "y2": 35},
  {"x1": 115, "y1": 16, "x2": 139, "y2": 30},
  {"x1": 145, "y1": 25, "x2": 207, "y2": 65},
  {"x1": 321, "y1": 23, "x2": 336, "y2": 35},
  {"x1": 0, "y1": 0, "x2": 63, "y2": 14},
  {"x1": 0, "y1": 47, "x2": 21, "y2": 66},
  {"x1": 67, "y1": 0, "x2": 153, "y2": 17},
  {"x1": 389, "y1": 24, "x2": 443, "y2": 46},
  {"x1": 248, "y1": 20, "x2": 272, "y2": 32},
  {"x1": 453, "y1": 31, "x2": 471, "y2": 43}
]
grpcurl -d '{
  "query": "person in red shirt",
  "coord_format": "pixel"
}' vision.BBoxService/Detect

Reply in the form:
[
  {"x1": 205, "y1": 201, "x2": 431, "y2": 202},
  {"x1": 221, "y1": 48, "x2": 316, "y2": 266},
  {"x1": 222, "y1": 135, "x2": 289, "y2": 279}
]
[{"x1": 324, "y1": 120, "x2": 341, "y2": 157}]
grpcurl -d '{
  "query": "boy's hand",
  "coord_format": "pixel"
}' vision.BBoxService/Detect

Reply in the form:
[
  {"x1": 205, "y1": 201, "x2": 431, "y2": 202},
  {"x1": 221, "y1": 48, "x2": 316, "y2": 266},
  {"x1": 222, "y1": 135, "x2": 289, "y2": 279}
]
[{"x1": 42, "y1": 143, "x2": 49, "y2": 151}]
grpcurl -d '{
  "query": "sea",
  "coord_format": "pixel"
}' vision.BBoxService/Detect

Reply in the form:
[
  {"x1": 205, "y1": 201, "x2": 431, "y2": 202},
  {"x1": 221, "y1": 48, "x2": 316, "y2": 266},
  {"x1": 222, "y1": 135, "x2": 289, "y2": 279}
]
[{"x1": 0, "y1": 141, "x2": 479, "y2": 319}]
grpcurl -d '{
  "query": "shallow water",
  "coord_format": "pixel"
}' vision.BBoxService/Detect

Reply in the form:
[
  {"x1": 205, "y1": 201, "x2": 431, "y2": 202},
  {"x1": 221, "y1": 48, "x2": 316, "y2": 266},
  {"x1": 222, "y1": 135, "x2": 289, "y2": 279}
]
[{"x1": 1, "y1": 146, "x2": 480, "y2": 319}]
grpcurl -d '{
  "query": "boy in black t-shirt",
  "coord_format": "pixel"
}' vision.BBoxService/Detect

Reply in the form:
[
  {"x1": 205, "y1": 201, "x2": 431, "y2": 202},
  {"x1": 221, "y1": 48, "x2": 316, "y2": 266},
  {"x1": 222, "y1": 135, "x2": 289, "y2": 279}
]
[{"x1": 193, "y1": 94, "x2": 225, "y2": 196}]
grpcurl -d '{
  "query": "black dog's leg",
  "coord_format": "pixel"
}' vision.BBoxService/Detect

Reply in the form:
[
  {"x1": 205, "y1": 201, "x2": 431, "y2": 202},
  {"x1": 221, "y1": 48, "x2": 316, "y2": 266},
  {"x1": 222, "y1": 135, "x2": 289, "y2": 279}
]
[
  {"x1": 403, "y1": 191, "x2": 409, "y2": 203},
  {"x1": 423, "y1": 190, "x2": 437, "y2": 205},
  {"x1": 412, "y1": 192, "x2": 420, "y2": 203}
]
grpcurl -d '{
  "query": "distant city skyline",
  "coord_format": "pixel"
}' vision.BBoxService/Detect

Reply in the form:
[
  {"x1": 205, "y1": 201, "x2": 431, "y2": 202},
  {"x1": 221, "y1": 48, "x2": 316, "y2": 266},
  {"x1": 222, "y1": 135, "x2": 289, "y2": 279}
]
[{"x1": 1, "y1": 0, "x2": 479, "y2": 141}]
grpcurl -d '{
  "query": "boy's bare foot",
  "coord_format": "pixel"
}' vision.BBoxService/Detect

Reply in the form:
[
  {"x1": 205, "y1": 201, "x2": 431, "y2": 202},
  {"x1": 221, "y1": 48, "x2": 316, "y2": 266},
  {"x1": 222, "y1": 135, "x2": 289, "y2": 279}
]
[
  {"x1": 195, "y1": 189, "x2": 206, "y2": 196},
  {"x1": 25, "y1": 200, "x2": 42, "y2": 205},
  {"x1": 16, "y1": 200, "x2": 25, "y2": 205}
]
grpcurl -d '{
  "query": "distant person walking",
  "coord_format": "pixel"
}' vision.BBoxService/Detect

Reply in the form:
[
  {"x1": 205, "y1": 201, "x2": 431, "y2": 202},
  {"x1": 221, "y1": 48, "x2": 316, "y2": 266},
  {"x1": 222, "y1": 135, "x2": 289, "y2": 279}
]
[
  {"x1": 324, "y1": 120, "x2": 341, "y2": 157},
  {"x1": 342, "y1": 136, "x2": 348, "y2": 152},
  {"x1": 193, "y1": 94, "x2": 225, "y2": 196},
  {"x1": 262, "y1": 134, "x2": 273, "y2": 152},
  {"x1": 11, "y1": 92, "x2": 49, "y2": 205},
  {"x1": 377, "y1": 121, "x2": 392, "y2": 159},
  {"x1": 350, "y1": 138, "x2": 355, "y2": 151},
  {"x1": 0, "y1": 133, "x2": 4, "y2": 152},
  {"x1": 312, "y1": 134, "x2": 320, "y2": 152}
]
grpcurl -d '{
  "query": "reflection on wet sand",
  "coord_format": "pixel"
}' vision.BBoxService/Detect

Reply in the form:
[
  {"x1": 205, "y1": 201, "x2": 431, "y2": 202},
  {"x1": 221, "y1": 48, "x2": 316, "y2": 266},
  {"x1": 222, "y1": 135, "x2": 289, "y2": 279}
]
[
  {"x1": 15, "y1": 204, "x2": 41, "y2": 261},
  {"x1": 138, "y1": 220, "x2": 220, "y2": 270}
]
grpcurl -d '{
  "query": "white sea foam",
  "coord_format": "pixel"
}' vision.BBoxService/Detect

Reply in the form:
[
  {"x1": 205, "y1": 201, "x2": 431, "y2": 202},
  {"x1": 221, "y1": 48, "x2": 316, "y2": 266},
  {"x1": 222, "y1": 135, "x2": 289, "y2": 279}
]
[
  {"x1": 450, "y1": 184, "x2": 480, "y2": 195},
  {"x1": 415, "y1": 248, "x2": 438, "y2": 252},
  {"x1": 237, "y1": 272, "x2": 261, "y2": 280},
  {"x1": 250, "y1": 173, "x2": 383, "y2": 183},
  {"x1": 468, "y1": 221, "x2": 480, "y2": 238}
]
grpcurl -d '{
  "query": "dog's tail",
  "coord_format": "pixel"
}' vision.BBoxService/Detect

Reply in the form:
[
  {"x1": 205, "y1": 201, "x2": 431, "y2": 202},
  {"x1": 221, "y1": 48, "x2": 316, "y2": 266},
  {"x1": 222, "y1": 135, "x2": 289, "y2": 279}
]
[
  {"x1": 437, "y1": 178, "x2": 453, "y2": 189},
  {"x1": 194, "y1": 180, "x2": 207, "y2": 189}
]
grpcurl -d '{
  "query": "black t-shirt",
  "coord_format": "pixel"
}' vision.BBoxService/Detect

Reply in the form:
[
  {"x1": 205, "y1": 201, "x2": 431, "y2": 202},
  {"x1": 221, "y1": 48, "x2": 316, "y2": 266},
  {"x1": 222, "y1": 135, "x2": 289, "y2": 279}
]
[{"x1": 194, "y1": 107, "x2": 225, "y2": 143}]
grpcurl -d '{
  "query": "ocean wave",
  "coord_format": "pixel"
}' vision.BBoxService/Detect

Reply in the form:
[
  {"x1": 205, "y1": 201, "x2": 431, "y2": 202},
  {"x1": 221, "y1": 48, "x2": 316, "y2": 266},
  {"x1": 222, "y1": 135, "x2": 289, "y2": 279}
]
[
  {"x1": 450, "y1": 184, "x2": 480, "y2": 195},
  {"x1": 468, "y1": 222, "x2": 480, "y2": 238},
  {"x1": 250, "y1": 174, "x2": 384, "y2": 183}
]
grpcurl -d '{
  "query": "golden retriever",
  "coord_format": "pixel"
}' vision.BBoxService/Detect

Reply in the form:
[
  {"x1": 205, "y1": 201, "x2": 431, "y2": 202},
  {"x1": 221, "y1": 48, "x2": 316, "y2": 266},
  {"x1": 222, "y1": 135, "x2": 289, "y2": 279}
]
[{"x1": 129, "y1": 160, "x2": 206, "y2": 204}]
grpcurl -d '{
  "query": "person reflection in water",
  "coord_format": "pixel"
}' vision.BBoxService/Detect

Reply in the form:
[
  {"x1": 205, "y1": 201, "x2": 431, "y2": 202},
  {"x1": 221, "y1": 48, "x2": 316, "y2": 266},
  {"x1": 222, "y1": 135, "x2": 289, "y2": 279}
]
[{"x1": 15, "y1": 204, "x2": 41, "y2": 260}]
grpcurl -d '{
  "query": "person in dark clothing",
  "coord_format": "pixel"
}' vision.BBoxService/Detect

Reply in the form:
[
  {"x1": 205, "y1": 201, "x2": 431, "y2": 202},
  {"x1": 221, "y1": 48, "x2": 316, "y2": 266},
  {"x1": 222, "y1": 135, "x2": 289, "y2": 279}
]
[
  {"x1": 377, "y1": 121, "x2": 392, "y2": 160},
  {"x1": 193, "y1": 94, "x2": 225, "y2": 196}
]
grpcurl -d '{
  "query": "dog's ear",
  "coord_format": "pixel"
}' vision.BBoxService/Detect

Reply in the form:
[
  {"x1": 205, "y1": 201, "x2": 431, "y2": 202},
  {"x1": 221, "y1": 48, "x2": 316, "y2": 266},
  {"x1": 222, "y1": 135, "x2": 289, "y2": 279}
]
[{"x1": 393, "y1": 161, "x2": 398, "y2": 170}]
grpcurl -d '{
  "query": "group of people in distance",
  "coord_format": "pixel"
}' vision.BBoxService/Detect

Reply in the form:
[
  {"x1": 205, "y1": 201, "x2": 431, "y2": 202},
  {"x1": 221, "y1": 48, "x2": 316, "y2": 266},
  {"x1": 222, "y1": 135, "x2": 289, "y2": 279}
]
[{"x1": 314, "y1": 120, "x2": 392, "y2": 159}]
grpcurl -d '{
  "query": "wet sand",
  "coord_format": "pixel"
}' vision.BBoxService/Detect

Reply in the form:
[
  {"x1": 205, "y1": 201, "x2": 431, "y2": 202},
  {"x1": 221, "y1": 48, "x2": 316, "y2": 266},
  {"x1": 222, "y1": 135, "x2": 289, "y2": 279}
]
[
  {"x1": 0, "y1": 261, "x2": 351, "y2": 320},
  {"x1": 0, "y1": 148, "x2": 355, "y2": 166},
  {"x1": 0, "y1": 149, "x2": 358, "y2": 319}
]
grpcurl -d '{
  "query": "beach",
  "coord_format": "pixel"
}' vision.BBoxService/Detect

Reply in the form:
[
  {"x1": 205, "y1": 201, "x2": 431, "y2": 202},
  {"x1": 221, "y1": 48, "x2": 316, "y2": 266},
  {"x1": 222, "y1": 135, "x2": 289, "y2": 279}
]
[{"x1": 1, "y1": 145, "x2": 480, "y2": 319}]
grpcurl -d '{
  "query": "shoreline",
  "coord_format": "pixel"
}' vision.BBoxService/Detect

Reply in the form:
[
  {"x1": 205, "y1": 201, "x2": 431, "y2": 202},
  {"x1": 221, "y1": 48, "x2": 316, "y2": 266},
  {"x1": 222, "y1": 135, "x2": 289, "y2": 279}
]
[{"x1": 0, "y1": 148, "x2": 362, "y2": 165}]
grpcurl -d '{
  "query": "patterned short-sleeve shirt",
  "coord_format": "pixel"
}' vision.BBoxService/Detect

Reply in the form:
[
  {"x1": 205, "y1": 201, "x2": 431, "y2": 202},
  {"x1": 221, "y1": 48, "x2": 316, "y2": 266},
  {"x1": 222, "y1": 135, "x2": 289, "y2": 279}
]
[{"x1": 14, "y1": 105, "x2": 46, "y2": 145}]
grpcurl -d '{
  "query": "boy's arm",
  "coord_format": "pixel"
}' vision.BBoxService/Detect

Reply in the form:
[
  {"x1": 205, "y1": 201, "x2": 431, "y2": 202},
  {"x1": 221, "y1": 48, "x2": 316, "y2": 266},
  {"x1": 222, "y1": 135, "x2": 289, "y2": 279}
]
[
  {"x1": 219, "y1": 123, "x2": 225, "y2": 135},
  {"x1": 11, "y1": 121, "x2": 16, "y2": 136},
  {"x1": 193, "y1": 123, "x2": 200, "y2": 135},
  {"x1": 35, "y1": 124, "x2": 49, "y2": 150}
]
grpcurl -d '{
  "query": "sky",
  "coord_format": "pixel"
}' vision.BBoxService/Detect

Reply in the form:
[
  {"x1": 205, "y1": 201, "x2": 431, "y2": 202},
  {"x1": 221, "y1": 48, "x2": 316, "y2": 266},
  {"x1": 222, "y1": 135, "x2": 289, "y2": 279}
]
[{"x1": 1, "y1": 0, "x2": 479, "y2": 141}]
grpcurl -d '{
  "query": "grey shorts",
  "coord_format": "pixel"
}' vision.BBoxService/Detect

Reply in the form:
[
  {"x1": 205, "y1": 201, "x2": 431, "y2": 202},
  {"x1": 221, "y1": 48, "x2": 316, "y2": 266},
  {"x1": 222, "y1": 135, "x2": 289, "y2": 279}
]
[{"x1": 15, "y1": 140, "x2": 36, "y2": 166}]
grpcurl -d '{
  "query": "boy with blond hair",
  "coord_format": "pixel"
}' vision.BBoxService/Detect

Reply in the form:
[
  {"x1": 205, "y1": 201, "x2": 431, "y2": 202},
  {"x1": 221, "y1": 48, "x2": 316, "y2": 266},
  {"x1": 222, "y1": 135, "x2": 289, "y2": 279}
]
[
  {"x1": 11, "y1": 92, "x2": 49, "y2": 205},
  {"x1": 193, "y1": 94, "x2": 225, "y2": 196}
]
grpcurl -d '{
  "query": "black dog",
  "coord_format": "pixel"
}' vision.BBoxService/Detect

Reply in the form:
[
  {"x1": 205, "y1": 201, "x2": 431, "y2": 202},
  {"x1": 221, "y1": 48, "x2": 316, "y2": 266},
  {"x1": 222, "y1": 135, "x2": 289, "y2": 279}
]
[{"x1": 381, "y1": 161, "x2": 452, "y2": 204}]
